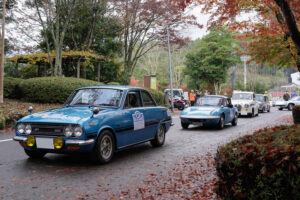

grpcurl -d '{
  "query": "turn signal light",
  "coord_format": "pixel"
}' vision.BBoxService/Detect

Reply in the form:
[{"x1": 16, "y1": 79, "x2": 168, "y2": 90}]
[
  {"x1": 53, "y1": 137, "x2": 64, "y2": 149},
  {"x1": 26, "y1": 136, "x2": 35, "y2": 147}
]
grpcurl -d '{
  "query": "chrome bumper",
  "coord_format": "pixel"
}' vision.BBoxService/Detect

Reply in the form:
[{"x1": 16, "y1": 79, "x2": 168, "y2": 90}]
[
  {"x1": 180, "y1": 115, "x2": 219, "y2": 119},
  {"x1": 65, "y1": 139, "x2": 95, "y2": 146},
  {"x1": 13, "y1": 136, "x2": 95, "y2": 146},
  {"x1": 13, "y1": 136, "x2": 27, "y2": 142}
]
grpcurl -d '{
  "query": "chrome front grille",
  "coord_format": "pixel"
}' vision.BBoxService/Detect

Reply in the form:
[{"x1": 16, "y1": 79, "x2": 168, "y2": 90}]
[{"x1": 31, "y1": 123, "x2": 66, "y2": 136}]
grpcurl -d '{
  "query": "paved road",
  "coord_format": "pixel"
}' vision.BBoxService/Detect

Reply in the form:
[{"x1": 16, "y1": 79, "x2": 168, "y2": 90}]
[{"x1": 0, "y1": 108, "x2": 292, "y2": 200}]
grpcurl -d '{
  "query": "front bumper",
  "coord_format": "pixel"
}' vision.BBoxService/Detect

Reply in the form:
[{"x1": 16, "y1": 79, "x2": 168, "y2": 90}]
[
  {"x1": 180, "y1": 115, "x2": 220, "y2": 125},
  {"x1": 13, "y1": 136, "x2": 96, "y2": 152},
  {"x1": 180, "y1": 115, "x2": 219, "y2": 119}
]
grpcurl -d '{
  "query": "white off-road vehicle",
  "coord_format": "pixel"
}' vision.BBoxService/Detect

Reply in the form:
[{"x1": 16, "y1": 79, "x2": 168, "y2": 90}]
[{"x1": 232, "y1": 91, "x2": 259, "y2": 117}]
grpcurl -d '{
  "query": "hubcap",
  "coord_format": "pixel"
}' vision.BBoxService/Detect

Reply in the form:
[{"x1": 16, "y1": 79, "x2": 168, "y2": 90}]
[
  {"x1": 100, "y1": 135, "x2": 112, "y2": 160},
  {"x1": 220, "y1": 117, "x2": 224, "y2": 127},
  {"x1": 157, "y1": 126, "x2": 165, "y2": 143}
]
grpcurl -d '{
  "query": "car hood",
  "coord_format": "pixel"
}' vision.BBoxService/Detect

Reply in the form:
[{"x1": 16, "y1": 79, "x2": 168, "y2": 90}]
[
  {"x1": 19, "y1": 107, "x2": 113, "y2": 124},
  {"x1": 181, "y1": 106, "x2": 219, "y2": 116}
]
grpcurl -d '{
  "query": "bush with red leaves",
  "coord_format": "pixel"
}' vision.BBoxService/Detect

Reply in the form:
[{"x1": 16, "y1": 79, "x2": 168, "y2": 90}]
[{"x1": 215, "y1": 125, "x2": 300, "y2": 200}]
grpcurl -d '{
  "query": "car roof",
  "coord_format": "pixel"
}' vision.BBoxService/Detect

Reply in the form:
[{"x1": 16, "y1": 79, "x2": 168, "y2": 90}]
[
  {"x1": 233, "y1": 91, "x2": 254, "y2": 94},
  {"x1": 78, "y1": 85, "x2": 146, "y2": 90},
  {"x1": 204, "y1": 95, "x2": 228, "y2": 99}
]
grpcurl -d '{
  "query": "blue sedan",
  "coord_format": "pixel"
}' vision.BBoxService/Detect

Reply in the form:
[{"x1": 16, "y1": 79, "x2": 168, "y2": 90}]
[
  {"x1": 180, "y1": 95, "x2": 238, "y2": 129},
  {"x1": 13, "y1": 86, "x2": 172, "y2": 163}
]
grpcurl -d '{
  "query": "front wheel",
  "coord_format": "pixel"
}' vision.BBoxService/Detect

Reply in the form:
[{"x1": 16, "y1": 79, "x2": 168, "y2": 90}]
[
  {"x1": 178, "y1": 103, "x2": 185, "y2": 110},
  {"x1": 91, "y1": 130, "x2": 115, "y2": 164},
  {"x1": 181, "y1": 122, "x2": 189, "y2": 129},
  {"x1": 278, "y1": 107, "x2": 283, "y2": 111},
  {"x1": 288, "y1": 104, "x2": 294, "y2": 111},
  {"x1": 24, "y1": 149, "x2": 46, "y2": 159},
  {"x1": 151, "y1": 125, "x2": 165, "y2": 147}
]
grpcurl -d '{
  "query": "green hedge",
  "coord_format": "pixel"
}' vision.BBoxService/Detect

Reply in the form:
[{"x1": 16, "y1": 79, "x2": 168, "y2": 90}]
[
  {"x1": 4, "y1": 77, "x2": 23, "y2": 99},
  {"x1": 215, "y1": 125, "x2": 300, "y2": 200},
  {"x1": 150, "y1": 89, "x2": 165, "y2": 107},
  {"x1": 19, "y1": 77, "x2": 103, "y2": 103}
]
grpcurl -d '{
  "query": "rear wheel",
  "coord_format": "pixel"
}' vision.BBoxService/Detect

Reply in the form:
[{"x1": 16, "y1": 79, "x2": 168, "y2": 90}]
[
  {"x1": 24, "y1": 149, "x2": 46, "y2": 159},
  {"x1": 218, "y1": 115, "x2": 225, "y2": 129},
  {"x1": 151, "y1": 125, "x2": 165, "y2": 147},
  {"x1": 231, "y1": 113, "x2": 238, "y2": 126},
  {"x1": 278, "y1": 107, "x2": 283, "y2": 111},
  {"x1": 181, "y1": 122, "x2": 189, "y2": 129},
  {"x1": 91, "y1": 130, "x2": 115, "y2": 164}
]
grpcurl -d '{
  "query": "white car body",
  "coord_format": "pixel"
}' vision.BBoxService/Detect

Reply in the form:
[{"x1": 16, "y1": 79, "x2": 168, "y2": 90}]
[
  {"x1": 232, "y1": 91, "x2": 259, "y2": 117},
  {"x1": 276, "y1": 96, "x2": 300, "y2": 110}
]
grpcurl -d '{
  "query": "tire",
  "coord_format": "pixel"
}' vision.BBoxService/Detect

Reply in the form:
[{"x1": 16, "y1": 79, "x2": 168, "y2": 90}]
[
  {"x1": 24, "y1": 149, "x2": 46, "y2": 159},
  {"x1": 218, "y1": 115, "x2": 225, "y2": 129},
  {"x1": 151, "y1": 125, "x2": 165, "y2": 147},
  {"x1": 181, "y1": 122, "x2": 189, "y2": 129},
  {"x1": 288, "y1": 104, "x2": 294, "y2": 111},
  {"x1": 91, "y1": 130, "x2": 115, "y2": 164},
  {"x1": 268, "y1": 107, "x2": 270, "y2": 112},
  {"x1": 178, "y1": 103, "x2": 184, "y2": 110},
  {"x1": 248, "y1": 109, "x2": 255, "y2": 118},
  {"x1": 278, "y1": 107, "x2": 283, "y2": 111},
  {"x1": 231, "y1": 113, "x2": 238, "y2": 126}
]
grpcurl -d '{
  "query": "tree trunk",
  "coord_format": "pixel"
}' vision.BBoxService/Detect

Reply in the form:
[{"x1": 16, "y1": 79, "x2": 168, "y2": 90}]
[
  {"x1": 77, "y1": 59, "x2": 81, "y2": 78},
  {"x1": 0, "y1": 0, "x2": 6, "y2": 103},
  {"x1": 275, "y1": 0, "x2": 300, "y2": 71},
  {"x1": 97, "y1": 62, "x2": 101, "y2": 82}
]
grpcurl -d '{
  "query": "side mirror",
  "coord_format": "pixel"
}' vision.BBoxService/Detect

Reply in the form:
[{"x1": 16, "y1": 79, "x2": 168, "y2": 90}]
[{"x1": 28, "y1": 106, "x2": 34, "y2": 114}]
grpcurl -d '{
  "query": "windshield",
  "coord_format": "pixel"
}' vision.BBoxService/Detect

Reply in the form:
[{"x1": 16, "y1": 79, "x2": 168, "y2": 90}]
[
  {"x1": 256, "y1": 95, "x2": 264, "y2": 101},
  {"x1": 66, "y1": 88, "x2": 123, "y2": 107},
  {"x1": 196, "y1": 97, "x2": 221, "y2": 106},
  {"x1": 232, "y1": 93, "x2": 253, "y2": 100},
  {"x1": 165, "y1": 90, "x2": 182, "y2": 97}
]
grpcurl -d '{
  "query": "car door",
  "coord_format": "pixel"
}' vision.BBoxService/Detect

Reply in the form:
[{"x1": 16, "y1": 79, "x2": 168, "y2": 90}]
[
  {"x1": 140, "y1": 90, "x2": 160, "y2": 139},
  {"x1": 117, "y1": 90, "x2": 146, "y2": 148},
  {"x1": 221, "y1": 98, "x2": 231, "y2": 123},
  {"x1": 295, "y1": 97, "x2": 300, "y2": 106}
]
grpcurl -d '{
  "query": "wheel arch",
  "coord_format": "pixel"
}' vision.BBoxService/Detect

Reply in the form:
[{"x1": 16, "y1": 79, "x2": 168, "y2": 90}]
[{"x1": 97, "y1": 126, "x2": 117, "y2": 150}]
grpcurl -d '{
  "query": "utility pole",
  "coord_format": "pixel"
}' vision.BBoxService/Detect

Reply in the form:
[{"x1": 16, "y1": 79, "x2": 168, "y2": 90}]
[
  {"x1": 241, "y1": 55, "x2": 250, "y2": 91},
  {"x1": 166, "y1": 24, "x2": 174, "y2": 112},
  {"x1": 0, "y1": 0, "x2": 6, "y2": 103}
]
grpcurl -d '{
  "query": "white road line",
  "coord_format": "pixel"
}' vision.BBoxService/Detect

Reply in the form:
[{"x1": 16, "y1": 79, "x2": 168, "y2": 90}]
[{"x1": 0, "y1": 139, "x2": 13, "y2": 143}]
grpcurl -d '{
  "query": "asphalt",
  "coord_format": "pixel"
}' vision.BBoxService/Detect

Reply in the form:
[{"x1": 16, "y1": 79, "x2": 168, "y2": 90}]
[{"x1": 0, "y1": 108, "x2": 292, "y2": 200}]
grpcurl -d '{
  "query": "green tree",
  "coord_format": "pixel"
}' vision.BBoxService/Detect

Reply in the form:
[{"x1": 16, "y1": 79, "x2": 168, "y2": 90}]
[{"x1": 184, "y1": 27, "x2": 239, "y2": 93}]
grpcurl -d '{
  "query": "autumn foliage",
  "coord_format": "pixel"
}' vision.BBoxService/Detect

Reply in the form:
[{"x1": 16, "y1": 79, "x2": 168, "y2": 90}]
[{"x1": 215, "y1": 125, "x2": 300, "y2": 200}]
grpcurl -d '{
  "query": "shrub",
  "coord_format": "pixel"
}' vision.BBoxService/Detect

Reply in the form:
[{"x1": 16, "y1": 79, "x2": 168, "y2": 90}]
[
  {"x1": 4, "y1": 77, "x2": 23, "y2": 99},
  {"x1": 19, "y1": 77, "x2": 103, "y2": 103},
  {"x1": 292, "y1": 106, "x2": 300, "y2": 124},
  {"x1": 150, "y1": 89, "x2": 166, "y2": 107},
  {"x1": 215, "y1": 125, "x2": 300, "y2": 200},
  {"x1": 0, "y1": 116, "x2": 5, "y2": 129}
]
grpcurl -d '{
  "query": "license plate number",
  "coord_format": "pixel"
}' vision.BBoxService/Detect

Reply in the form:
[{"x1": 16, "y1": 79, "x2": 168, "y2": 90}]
[
  {"x1": 193, "y1": 122, "x2": 203, "y2": 126},
  {"x1": 36, "y1": 138, "x2": 54, "y2": 149},
  {"x1": 241, "y1": 112, "x2": 248, "y2": 115}
]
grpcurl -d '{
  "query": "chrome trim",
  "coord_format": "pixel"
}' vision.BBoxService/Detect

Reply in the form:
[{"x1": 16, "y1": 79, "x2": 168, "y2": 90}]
[
  {"x1": 13, "y1": 136, "x2": 27, "y2": 142},
  {"x1": 180, "y1": 115, "x2": 219, "y2": 119},
  {"x1": 65, "y1": 139, "x2": 95, "y2": 146}
]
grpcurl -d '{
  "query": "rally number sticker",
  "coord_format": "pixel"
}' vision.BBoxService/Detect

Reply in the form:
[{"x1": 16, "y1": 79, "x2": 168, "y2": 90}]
[{"x1": 132, "y1": 111, "x2": 145, "y2": 130}]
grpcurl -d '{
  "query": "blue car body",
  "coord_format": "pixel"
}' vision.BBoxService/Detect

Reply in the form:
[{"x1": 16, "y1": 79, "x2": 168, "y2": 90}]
[
  {"x1": 14, "y1": 86, "x2": 172, "y2": 158},
  {"x1": 180, "y1": 95, "x2": 238, "y2": 129}
]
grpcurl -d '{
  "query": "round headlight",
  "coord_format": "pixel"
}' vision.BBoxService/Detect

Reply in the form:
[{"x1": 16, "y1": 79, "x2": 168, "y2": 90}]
[
  {"x1": 26, "y1": 135, "x2": 35, "y2": 147},
  {"x1": 74, "y1": 126, "x2": 83, "y2": 137},
  {"x1": 17, "y1": 123, "x2": 25, "y2": 134},
  {"x1": 64, "y1": 127, "x2": 73, "y2": 137},
  {"x1": 25, "y1": 124, "x2": 32, "y2": 135},
  {"x1": 53, "y1": 137, "x2": 64, "y2": 149},
  {"x1": 244, "y1": 104, "x2": 249, "y2": 108}
]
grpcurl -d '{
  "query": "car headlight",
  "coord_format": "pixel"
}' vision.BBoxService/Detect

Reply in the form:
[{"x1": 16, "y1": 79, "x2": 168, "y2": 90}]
[
  {"x1": 74, "y1": 126, "x2": 83, "y2": 137},
  {"x1": 17, "y1": 123, "x2": 25, "y2": 134},
  {"x1": 64, "y1": 127, "x2": 73, "y2": 137},
  {"x1": 244, "y1": 104, "x2": 249, "y2": 108},
  {"x1": 25, "y1": 124, "x2": 32, "y2": 135}
]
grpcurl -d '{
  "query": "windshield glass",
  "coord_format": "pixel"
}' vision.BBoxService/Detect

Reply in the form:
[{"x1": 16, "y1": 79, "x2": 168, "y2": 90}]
[
  {"x1": 165, "y1": 90, "x2": 181, "y2": 97},
  {"x1": 196, "y1": 97, "x2": 221, "y2": 106},
  {"x1": 256, "y1": 95, "x2": 264, "y2": 101},
  {"x1": 232, "y1": 93, "x2": 253, "y2": 100},
  {"x1": 67, "y1": 89, "x2": 123, "y2": 107}
]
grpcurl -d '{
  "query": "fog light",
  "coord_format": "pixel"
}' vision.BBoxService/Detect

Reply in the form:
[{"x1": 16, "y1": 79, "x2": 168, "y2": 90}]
[
  {"x1": 26, "y1": 136, "x2": 35, "y2": 147},
  {"x1": 53, "y1": 137, "x2": 64, "y2": 149}
]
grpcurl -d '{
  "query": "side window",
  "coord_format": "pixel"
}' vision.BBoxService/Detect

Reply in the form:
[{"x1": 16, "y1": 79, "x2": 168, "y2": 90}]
[
  {"x1": 223, "y1": 98, "x2": 228, "y2": 107},
  {"x1": 141, "y1": 91, "x2": 156, "y2": 107},
  {"x1": 227, "y1": 99, "x2": 231, "y2": 106},
  {"x1": 124, "y1": 91, "x2": 142, "y2": 109}
]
